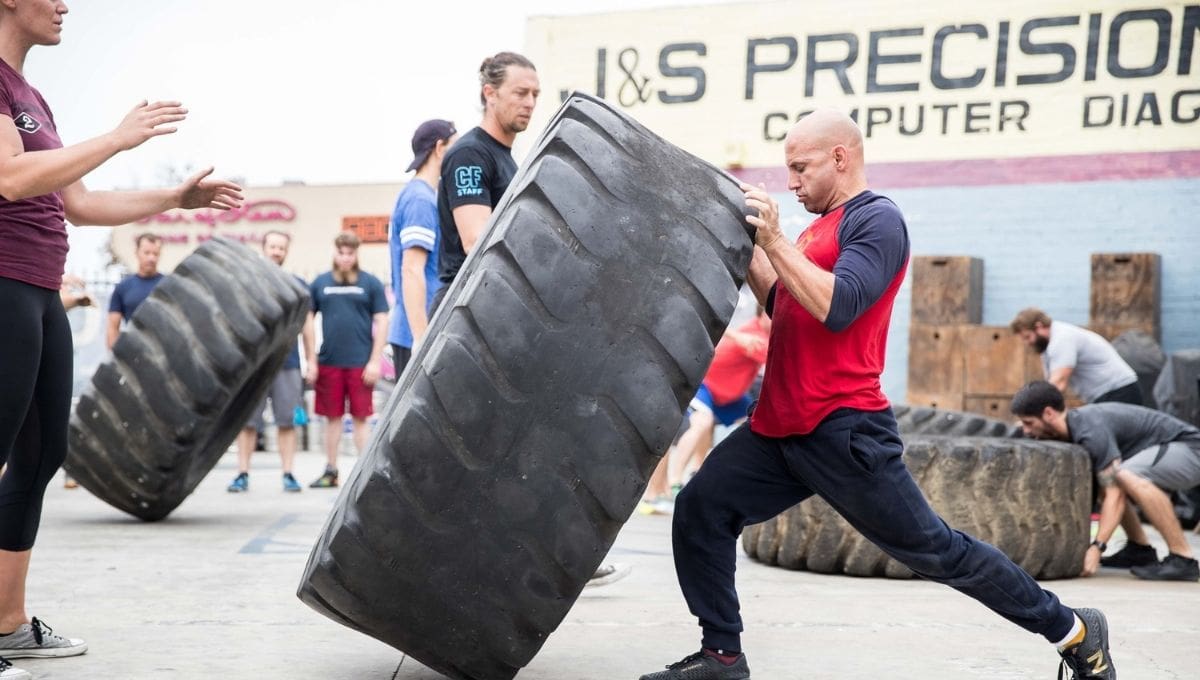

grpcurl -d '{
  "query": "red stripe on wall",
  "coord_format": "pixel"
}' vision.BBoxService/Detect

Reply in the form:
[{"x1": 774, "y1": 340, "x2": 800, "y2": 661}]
[{"x1": 729, "y1": 149, "x2": 1200, "y2": 191}]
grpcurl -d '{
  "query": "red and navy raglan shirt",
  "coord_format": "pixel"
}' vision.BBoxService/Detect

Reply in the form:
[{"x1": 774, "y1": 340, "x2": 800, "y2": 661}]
[{"x1": 750, "y1": 190, "x2": 910, "y2": 438}]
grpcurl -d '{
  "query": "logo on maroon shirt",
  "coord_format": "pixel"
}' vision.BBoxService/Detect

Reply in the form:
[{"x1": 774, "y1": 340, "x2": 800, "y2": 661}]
[{"x1": 13, "y1": 112, "x2": 41, "y2": 134}]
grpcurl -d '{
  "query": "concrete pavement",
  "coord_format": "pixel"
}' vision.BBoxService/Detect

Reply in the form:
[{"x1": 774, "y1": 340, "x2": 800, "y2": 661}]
[{"x1": 23, "y1": 446, "x2": 1200, "y2": 679}]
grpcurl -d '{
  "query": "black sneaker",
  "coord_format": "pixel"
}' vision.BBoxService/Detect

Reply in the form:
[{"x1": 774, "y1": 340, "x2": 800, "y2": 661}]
[
  {"x1": 1099, "y1": 542, "x2": 1157, "y2": 568},
  {"x1": 1058, "y1": 608, "x2": 1115, "y2": 679},
  {"x1": 1130, "y1": 553, "x2": 1199, "y2": 582},
  {"x1": 309, "y1": 468, "x2": 338, "y2": 488},
  {"x1": 639, "y1": 651, "x2": 750, "y2": 680}
]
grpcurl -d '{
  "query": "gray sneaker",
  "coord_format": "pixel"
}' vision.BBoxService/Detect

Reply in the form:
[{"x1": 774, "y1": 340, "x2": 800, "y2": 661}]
[
  {"x1": 1058, "y1": 608, "x2": 1115, "y2": 679},
  {"x1": 0, "y1": 657, "x2": 31, "y2": 679},
  {"x1": 585, "y1": 562, "x2": 632, "y2": 588},
  {"x1": 0, "y1": 618, "x2": 87, "y2": 659}
]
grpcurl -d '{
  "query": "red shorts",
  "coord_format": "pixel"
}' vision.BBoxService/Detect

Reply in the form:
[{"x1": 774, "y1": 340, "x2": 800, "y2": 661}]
[{"x1": 314, "y1": 365, "x2": 374, "y2": 419}]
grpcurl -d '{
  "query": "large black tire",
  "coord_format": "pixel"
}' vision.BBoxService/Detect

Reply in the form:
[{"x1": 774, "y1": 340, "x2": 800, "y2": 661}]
[
  {"x1": 65, "y1": 237, "x2": 309, "y2": 521},
  {"x1": 892, "y1": 404, "x2": 1021, "y2": 437},
  {"x1": 297, "y1": 93, "x2": 753, "y2": 680},
  {"x1": 1110, "y1": 330, "x2": 1165, "y2": 407},
  {"x1": 1153, "y1": 349, "x2": 1200, "y2": 426},
  {"x1": 742, "y1": 435, "x2": 1091, "y2": 579}
]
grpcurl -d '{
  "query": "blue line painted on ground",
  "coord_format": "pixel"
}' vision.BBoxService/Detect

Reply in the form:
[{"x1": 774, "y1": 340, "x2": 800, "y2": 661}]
[{"x1": 239, "y1": 513, "x2": 309, "y2": 554}]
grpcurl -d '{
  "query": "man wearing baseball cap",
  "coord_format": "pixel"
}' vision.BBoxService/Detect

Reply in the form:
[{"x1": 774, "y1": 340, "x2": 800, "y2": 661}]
[{"x1": 387, "y1": 119, "x2": 457, "y2": 376}]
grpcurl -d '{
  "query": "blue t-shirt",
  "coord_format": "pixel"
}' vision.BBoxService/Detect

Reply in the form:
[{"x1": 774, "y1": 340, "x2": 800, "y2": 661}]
[
  {"x1": 387, "y1": 178, "x2": 443, "y2": 348},
  {"x1": 283, "y1": 274, "x2": 306, "y2": 370},
  {"x1": 310, "y1": 270, "x2": 388, "y2": 368},
  {"x1": 109, "y1": 272, "x2": 164, "y2": 321}
]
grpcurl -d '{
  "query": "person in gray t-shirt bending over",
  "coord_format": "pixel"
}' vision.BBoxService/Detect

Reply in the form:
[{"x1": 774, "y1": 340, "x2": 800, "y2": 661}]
[
  {"x1": 1010, "y1": 308, "x2": 1141, "y2": 405},
  {"x1": 1012, "y1": 380, "x2": 1200, "y2": 582}
]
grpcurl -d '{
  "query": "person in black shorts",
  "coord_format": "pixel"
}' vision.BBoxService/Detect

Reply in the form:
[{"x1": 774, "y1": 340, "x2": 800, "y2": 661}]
[{"x1": 0, "y1": 4, "x2": 241, "y2": 675}]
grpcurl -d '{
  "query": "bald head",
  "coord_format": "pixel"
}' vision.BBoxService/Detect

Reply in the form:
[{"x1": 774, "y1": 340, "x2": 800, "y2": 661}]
[
  {"x1": 787, "y1": 109, "x2": 864, "y2": 161},
  {"x1": 782, "y1": 108, "x2": 868, "y2": 214}
]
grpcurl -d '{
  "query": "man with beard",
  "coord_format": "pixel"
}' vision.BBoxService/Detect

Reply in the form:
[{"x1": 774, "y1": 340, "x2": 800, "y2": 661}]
[
  {"x1": 308, "y1": 231, "x2": 388, "y2": 488},
  {"x1": 1010, "y1": 308, "x2": 1141, "y2": 405},
  {"x1": 431, "y1": 51, "x2": 538, "y2": 310},
  {"x1": 227, "y1": 230, "x2": 316, "y2": 494},
  {"x1": 1013, "y1": 380, "x2": 1200, "y2": 582}
]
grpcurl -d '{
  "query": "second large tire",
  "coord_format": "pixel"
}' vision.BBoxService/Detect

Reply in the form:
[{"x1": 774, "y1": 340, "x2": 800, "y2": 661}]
[
  {"x1": 298, "y1": 93, "x2": 754, "y2": 680},
  {"x1": 742, "y1": 435, "x2": 1091, "y2": 579},
  {"x1": 65, "y1": 237, "x2": 309, "y2": 520},
  {"x1": 892, "y1": 404, "x2": 1021, "y2": 437}
]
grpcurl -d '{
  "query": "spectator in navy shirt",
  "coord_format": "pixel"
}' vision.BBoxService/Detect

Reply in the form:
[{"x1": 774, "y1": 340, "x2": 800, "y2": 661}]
[
  {"x1": 309, "y1": 231, "x2": 388, "y2": 488},
  {"x1": 106, "y1": 232, "x2": 164, "y2": 349}
]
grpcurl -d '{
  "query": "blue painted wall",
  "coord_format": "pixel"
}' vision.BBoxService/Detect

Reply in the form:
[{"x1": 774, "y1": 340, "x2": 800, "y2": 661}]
[{"x1": 772, "y1": 177, "x2": 1200, "y2": 401}]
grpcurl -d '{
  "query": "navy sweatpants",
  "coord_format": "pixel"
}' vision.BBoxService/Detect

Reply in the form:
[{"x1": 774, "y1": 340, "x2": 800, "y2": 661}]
[{"x1": 672, "y1": 407, "x2": 1076, "y2": 652}]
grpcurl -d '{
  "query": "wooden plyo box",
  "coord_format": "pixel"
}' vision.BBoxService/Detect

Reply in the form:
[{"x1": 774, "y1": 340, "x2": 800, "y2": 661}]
[
  {"x1": 907, "y1": 325, "x2": 965, "y2": 398},
  {"x1": 962, "y1": 325, "x2": 1042, "y2": 395},
  {"x1": 906, "y1": 390, "x2": 966, "y2": 411},
  {"x1": 1089, "y1": 252, "x2": 1161, "y2": 341},
  {"x1": 911, "y1": 256, "x2": 983, "y2": 326},
  {"x1": 963, "y1": 395, "x2": 1013, "y2": 419}
]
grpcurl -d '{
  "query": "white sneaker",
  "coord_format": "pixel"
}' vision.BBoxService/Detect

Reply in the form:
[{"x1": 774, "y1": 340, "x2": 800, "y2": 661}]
[
  {"x1": 0, "y1": 656, "x2": 30, "y2": 679},
  {"x1": 585, "y1": 562, "x2": 632, "y2": 588},
  {"x1": 0, "y1": 618, "x2": 87, "y2": 659}
]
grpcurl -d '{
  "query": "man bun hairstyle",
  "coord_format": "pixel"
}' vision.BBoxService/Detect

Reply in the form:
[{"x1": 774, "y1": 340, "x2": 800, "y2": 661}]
[
  {"x1": 1010, "y1": 307, "x2": 1052, "y2": 334},
  {"x1": 479, "y1": 51, "x2": 536, "y2": 105},
  {"x1": 1010, "y1": 380, "x2": 1065, "y2": 416}
]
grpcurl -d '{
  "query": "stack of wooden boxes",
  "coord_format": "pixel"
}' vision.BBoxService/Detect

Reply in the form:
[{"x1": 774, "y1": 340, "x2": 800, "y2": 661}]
[
  {"x1": 906, "y1": 256, "x2": 1040, "y2": 418},
  {"x1": 906, "y1": 253, "x2": 1162, "y2": 416}
]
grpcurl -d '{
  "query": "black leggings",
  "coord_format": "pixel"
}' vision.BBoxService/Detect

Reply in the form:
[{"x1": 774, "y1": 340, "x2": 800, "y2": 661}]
[{"x1": 0, "y1": 277, "x2": 72, "y2": 551}]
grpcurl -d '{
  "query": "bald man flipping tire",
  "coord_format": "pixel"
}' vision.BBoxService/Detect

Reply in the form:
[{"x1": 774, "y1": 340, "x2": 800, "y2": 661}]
[{"x1": 639, "y1": 110, "x2": 1117, "y2": 680}]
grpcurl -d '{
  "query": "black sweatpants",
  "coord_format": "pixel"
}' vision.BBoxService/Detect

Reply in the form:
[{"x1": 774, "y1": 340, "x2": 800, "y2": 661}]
[
  {"x1": 0, "y1": 277, "x2": 72, "y2": 551},
  {"x1": 672, "y1": 407, "x2": 1076, "y2": 652}
]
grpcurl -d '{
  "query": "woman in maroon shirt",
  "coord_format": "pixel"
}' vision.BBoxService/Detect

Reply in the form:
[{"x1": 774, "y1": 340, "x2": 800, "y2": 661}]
[{"x1": 0, "y1": 3, "x2": 242, "y2": 675}]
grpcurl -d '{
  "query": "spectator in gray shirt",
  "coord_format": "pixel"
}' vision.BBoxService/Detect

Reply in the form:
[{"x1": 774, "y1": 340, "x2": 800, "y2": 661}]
[
  {"x1": 1012, "y1": 381, "x2": 1200, "y2": 582},
  {"x1": 1010, "y1": 308, "x2": 1141, "y2": 405}
]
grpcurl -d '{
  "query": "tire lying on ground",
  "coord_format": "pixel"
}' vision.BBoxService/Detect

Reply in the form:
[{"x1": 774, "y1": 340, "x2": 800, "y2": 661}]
[
  {"x1": 297, "y1": 93, "x2": 754, "y2": 680},
  {"x1": 65, "y1": 237, "x2": 310, "y2": 521},
  {"x1": 892, "y1": 403, "x2": 1021, "y2": 437},
  {"x1": 743, "y1": 435, "x2": 1091, "y2": 579}
]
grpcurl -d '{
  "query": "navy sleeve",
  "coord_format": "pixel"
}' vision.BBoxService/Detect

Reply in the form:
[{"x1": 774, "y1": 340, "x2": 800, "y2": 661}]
[
  {"x1": 108, "y1": 279, "x2": 126, "y2": 315},
  {"x1": 824, "y1": 199, "x2": 910, "y2": 332},
  {"x1": 309, "y1": 278, "x2": 320, "y2": 313},
  {"x1": 442, "y1": 145, "x2": 493, "y2": 210},
  {"x1": 369, "y1": 276, "x2": 389, "y2": 315}
]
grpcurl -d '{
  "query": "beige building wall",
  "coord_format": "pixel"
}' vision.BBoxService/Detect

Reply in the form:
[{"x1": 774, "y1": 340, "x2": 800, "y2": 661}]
[{"x1": 110, "y1": 182, "x2": 406, "y2": 284}]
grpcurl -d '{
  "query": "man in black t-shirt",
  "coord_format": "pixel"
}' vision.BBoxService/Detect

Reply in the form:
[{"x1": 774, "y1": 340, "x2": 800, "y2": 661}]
[
  {"x1": 433, "y1": 51, "x2": 539, "y2": 309},
  {"x1": 429, "y1": 51, "x2": 632, "y2": 591}
]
